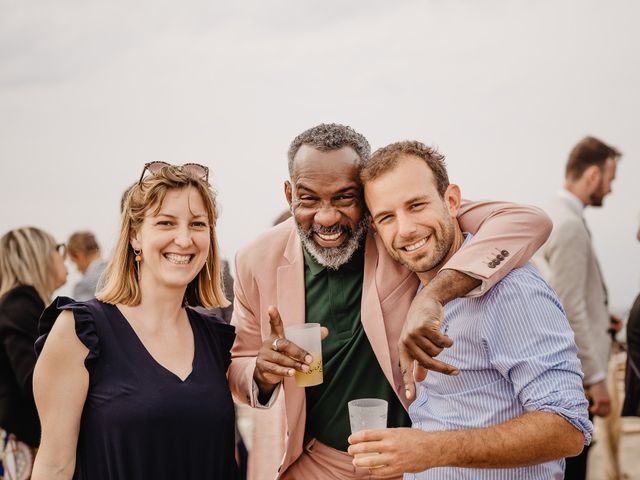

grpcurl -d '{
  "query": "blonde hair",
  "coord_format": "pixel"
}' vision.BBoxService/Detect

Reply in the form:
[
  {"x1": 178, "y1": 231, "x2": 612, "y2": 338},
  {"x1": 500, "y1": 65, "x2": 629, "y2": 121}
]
[
  {"x1": 97, "y1": 165, "x2": 229, "y2": 309},
  {"x1": 0, "y1": 227, "x2": 58, "y2": 303}
]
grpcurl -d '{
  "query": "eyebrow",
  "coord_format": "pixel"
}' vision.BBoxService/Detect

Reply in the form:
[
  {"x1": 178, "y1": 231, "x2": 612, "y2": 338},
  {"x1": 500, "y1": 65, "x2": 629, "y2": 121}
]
[
  {"x1": 155, "y1": 212, "x2": 208, "y2": 219},
  {"x1": 371, "y1": 195, "x2": 431, "y2": 223},
  {"x1": 296, "y1": 184, "x2": 360, "y2": 194},
  {"x1": 404, "y1": 195, "x2": 431, "y2": 205}
]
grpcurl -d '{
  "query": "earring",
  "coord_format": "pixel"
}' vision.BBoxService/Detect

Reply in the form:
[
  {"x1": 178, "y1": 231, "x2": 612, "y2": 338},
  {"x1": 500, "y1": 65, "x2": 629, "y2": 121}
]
[{"x1": 133, "y1": 248, "x2": 142, "y2": 281}]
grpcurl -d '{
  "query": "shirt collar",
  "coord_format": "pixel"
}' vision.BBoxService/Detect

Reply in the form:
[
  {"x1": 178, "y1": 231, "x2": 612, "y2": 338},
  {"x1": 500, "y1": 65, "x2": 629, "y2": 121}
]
[
  {"x1": 557, "y1": 189, "x2": 585, "y2": 215},
  {"x1": 302, "y1": 240, "x2": 365, "y2": 277}
]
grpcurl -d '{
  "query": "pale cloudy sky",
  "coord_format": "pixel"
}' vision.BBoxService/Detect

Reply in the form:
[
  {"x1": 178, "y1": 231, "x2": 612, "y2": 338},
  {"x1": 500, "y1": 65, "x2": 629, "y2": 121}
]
[{"x1": 1, "y1": 0, "x2": 638, "y2": 313}]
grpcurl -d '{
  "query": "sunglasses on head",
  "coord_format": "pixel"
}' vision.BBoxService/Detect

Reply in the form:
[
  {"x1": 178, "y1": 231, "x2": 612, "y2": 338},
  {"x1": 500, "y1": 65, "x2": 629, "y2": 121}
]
[{"x1": 138, "y1": 161, "x2": 209, "y2": 184}]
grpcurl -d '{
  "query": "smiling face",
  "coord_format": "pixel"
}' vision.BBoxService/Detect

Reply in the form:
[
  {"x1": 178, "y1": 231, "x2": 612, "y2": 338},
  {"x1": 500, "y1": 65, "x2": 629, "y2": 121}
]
[
  {"x1": 365, "y1": 155, "x2": 461, "y2": 278},
  {"x1": 285, "y1": 145, "x2": 368, "y2": 269},
  {"x1": 130, "y1": 186, "x2": 210, "y2": 293}
]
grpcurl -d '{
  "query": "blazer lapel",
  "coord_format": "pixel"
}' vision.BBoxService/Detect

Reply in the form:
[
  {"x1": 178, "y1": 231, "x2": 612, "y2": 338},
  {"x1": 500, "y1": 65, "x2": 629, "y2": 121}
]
[
  {"x1": 276, "y1": 226, "x2": 307, "y2": 462},
  {"x1": 277, "y1": 227, "x2": 306, "y2": 329},
  {"x1": 360, "y1": 231, "x2": 395, "y2": 390}
]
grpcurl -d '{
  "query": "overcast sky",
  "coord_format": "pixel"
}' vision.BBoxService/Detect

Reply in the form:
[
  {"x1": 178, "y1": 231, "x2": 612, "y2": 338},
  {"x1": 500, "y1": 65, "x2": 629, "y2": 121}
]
[{"x1": 1, "y1": 0, "x2": 638, "y2": 313}]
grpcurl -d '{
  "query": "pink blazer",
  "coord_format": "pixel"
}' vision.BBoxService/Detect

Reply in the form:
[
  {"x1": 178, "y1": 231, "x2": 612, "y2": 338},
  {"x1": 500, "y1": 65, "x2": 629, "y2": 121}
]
[{"x1": 228, "y1": 200, "x2": 551, "y2": 478}]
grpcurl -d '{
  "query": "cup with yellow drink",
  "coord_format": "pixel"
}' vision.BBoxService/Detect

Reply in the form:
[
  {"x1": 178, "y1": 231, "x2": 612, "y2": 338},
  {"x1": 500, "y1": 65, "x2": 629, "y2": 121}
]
[{"x1": 284, "y1": 323, "x2": 323, "y2": 387}]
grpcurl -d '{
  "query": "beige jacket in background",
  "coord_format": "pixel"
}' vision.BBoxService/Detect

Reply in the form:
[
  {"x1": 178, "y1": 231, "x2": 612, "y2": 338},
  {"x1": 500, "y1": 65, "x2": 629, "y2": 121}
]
[{"x1": 534, "y1": 195, "x2": 611, "y2": 386}]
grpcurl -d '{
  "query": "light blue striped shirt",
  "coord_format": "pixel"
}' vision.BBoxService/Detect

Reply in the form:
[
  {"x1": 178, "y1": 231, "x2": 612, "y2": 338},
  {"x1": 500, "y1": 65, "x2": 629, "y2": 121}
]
[{"x1": 406, "y1": 260, "x2": 592, "y2": 479}]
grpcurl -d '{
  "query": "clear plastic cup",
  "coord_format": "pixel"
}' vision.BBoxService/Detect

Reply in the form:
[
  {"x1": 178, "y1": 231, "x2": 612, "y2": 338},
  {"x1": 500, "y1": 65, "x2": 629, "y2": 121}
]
[{"x1": 348, "y1": 398, "x2": 388, "y2": 460}]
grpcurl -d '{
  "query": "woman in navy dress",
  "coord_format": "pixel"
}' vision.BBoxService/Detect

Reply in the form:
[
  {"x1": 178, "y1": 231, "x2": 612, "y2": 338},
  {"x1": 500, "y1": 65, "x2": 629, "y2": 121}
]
[{"x1": 32, "y1": 162, "x2": 238, "y2": 479}]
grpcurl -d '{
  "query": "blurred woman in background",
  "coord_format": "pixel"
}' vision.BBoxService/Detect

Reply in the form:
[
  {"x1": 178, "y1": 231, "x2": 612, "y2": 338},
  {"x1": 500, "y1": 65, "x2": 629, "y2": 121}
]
[
  {"x1": 622, "y1": 223, "x2": 640, "y2": 417},
  {"x1": 0, "y1": 227, "x2": 67, "y2": 479},
  {"x1": 32, "y1": 163, "x2": 238, "y2": 479}
]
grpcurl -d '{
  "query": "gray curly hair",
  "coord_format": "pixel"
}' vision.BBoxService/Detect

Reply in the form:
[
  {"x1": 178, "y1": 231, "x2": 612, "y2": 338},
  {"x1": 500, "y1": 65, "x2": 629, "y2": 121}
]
[{"x1": 287, "y1": 123, "x2": 371, "y2": 177}]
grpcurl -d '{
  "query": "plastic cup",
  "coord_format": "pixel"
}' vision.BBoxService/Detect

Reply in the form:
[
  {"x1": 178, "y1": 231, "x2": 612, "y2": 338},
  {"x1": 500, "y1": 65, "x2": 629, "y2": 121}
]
[
  {"x1": 348, "y1": 398, "x2": 388, "y2": 432},
  {"x1": 348, "y1": 398, "x2": 388, "y2": 460},
  {"x1": 284, "y1": 323, "x2": 323, "y2": 387}
]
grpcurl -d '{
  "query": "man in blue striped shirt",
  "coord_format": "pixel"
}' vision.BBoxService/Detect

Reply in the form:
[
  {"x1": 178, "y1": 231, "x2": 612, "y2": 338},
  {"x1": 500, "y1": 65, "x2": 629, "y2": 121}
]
[{"x1": 348, "y1": 141, "x2": 592, "y2": 479}]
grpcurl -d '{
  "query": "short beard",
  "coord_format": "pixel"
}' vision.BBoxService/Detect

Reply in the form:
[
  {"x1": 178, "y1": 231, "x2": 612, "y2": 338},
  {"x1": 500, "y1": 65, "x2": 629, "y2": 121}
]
[
  {"x1": 392, "y1": 215, "x2": 455, "y2": 275},
  {"x1": 589, "y1": 168, "x2": 609, "y2": 207},
  {"x1": 297, "y1": 215, "x2": 369, "y2": 270},
  {"x1": 589, "y1": 189, "x2": 604, "y2": 207}
]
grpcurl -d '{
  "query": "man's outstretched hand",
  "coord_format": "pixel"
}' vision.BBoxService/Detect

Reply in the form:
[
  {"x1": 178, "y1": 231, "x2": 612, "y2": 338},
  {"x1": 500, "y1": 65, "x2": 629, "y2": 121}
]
[
  {"x1": 399, "y1": 295, "x2": 456, "y2": 400},
  {"x1": 400, "y1": 270, "x2": 481, "y2": 399}
]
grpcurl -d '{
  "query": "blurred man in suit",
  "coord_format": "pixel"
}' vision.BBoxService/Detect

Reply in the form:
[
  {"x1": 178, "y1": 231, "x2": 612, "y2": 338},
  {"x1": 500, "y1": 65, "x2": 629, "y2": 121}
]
[{"x1": 534, "y1": 136, "x2": 622, "y2": 479}]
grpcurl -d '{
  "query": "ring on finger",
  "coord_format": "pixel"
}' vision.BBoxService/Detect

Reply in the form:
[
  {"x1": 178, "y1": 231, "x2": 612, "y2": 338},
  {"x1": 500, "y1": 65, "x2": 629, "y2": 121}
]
[{"x1": 271, "y1": 337, "x2": 281, "y2": 352}]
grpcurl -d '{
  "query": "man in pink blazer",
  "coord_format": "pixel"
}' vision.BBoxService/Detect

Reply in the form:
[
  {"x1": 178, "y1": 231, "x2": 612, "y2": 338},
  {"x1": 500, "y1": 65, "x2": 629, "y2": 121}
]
[{"x1": 228, "y1": 123, "x2": 552, "y2": 480}]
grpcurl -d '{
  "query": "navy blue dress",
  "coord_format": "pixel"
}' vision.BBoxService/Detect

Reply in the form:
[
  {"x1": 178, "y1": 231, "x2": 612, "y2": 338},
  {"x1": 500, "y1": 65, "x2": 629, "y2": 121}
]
[{"x1": 36, "y1": 297, "x2": 238, "y2": 480}]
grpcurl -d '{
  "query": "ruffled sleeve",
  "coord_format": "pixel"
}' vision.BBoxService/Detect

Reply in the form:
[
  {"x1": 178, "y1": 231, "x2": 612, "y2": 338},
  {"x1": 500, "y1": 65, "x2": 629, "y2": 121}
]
[
  {"x1": 35, "y1": 296, "x2": 100, "y2": 373},
  {"x1": 211, "y1": 322, "x2": 235, "y2": 370},
  {"x1": 193, "y1": 309, "x2": 236, "y2": 370}
]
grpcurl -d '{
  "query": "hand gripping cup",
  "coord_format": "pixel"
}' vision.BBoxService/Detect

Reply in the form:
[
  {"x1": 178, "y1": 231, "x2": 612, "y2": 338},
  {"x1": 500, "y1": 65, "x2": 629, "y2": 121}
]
[
  {"x1": 284, "y1": 323, "x2": 323, "y2": 387},
  {"x1": 348, "y1": 398, "x2": 388, "y2": 460}
]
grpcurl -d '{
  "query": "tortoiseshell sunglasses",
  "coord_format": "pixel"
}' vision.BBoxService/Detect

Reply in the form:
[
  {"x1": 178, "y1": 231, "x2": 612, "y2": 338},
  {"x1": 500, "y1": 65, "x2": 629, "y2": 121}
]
[{"x1": 138, "y1": 161, "x2": 209, "y2": 184}]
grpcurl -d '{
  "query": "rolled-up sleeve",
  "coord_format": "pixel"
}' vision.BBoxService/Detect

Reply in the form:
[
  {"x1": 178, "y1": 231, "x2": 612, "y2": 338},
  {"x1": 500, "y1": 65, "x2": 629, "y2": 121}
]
[{"x1": 481, "y1": 267, "x2": 593, "y2": 444}]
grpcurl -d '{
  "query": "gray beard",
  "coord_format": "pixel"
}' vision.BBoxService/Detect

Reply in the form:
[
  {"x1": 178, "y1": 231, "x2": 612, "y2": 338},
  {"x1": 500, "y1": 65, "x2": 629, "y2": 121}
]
[{"x1": 296, "y1": 216, "x2": 369, "y2": 270}]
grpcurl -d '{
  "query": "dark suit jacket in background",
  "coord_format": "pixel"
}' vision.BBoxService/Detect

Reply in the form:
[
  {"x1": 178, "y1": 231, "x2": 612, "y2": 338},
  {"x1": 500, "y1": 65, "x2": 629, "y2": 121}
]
[
  {"x1": 623, "y1": 293, "x2": 640, "y2": 416},
  {"x1": 0, "y1": 285, "x2": 43, "y2": 447}
]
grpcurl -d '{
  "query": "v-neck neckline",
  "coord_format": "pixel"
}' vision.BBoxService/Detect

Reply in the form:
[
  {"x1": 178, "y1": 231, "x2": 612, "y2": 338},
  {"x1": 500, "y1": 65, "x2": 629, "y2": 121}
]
[{"x1": 112, "y1": 304, "x2": 197, "y2": 383}]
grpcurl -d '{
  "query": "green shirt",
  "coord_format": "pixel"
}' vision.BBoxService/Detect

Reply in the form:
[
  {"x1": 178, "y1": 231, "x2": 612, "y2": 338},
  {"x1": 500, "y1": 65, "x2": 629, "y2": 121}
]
[{"x1": 303, "y1": 244, "x2": 410, "y2": 452}]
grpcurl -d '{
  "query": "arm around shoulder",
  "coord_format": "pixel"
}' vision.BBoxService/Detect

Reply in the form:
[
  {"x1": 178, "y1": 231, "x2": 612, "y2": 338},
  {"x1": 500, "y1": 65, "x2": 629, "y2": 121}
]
[
  {"x1": 448, "y1": 200, "x2": 552, "y2": 294},
  {"x1": 32, "y1": 309, "x2": 89, "y2": 480},
  {"x1": 398, "y1": 201, "x2": 552, "y2": 383}
]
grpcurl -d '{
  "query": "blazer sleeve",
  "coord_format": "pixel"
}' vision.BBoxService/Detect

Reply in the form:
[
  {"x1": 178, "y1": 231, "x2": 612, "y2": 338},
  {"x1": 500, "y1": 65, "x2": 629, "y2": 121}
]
[
  {"x1": 443, "y1": 200, "x2": 552, "y2": 296},
  {"x1": 228, "y1": 253, "x2": 272, "y2": 408},
  {"x1": 545, "y1": 221, "x2": 605, "y2": 384},
  {"x1": 0, "y1": 293, "x2": 42, "y2": 398}
]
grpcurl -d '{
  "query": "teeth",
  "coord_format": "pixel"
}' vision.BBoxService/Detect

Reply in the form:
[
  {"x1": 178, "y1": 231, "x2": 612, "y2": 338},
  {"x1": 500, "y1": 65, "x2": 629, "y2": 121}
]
[
  {"x1": 316, "y1": 232, "x2": 341, "y2": 241},
  {"x1": 404, "y1": 238, "x2": 427, "y2": 252},
  {"x1": 164, "y1": 254, "x2": 191, "y2": 264}
]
